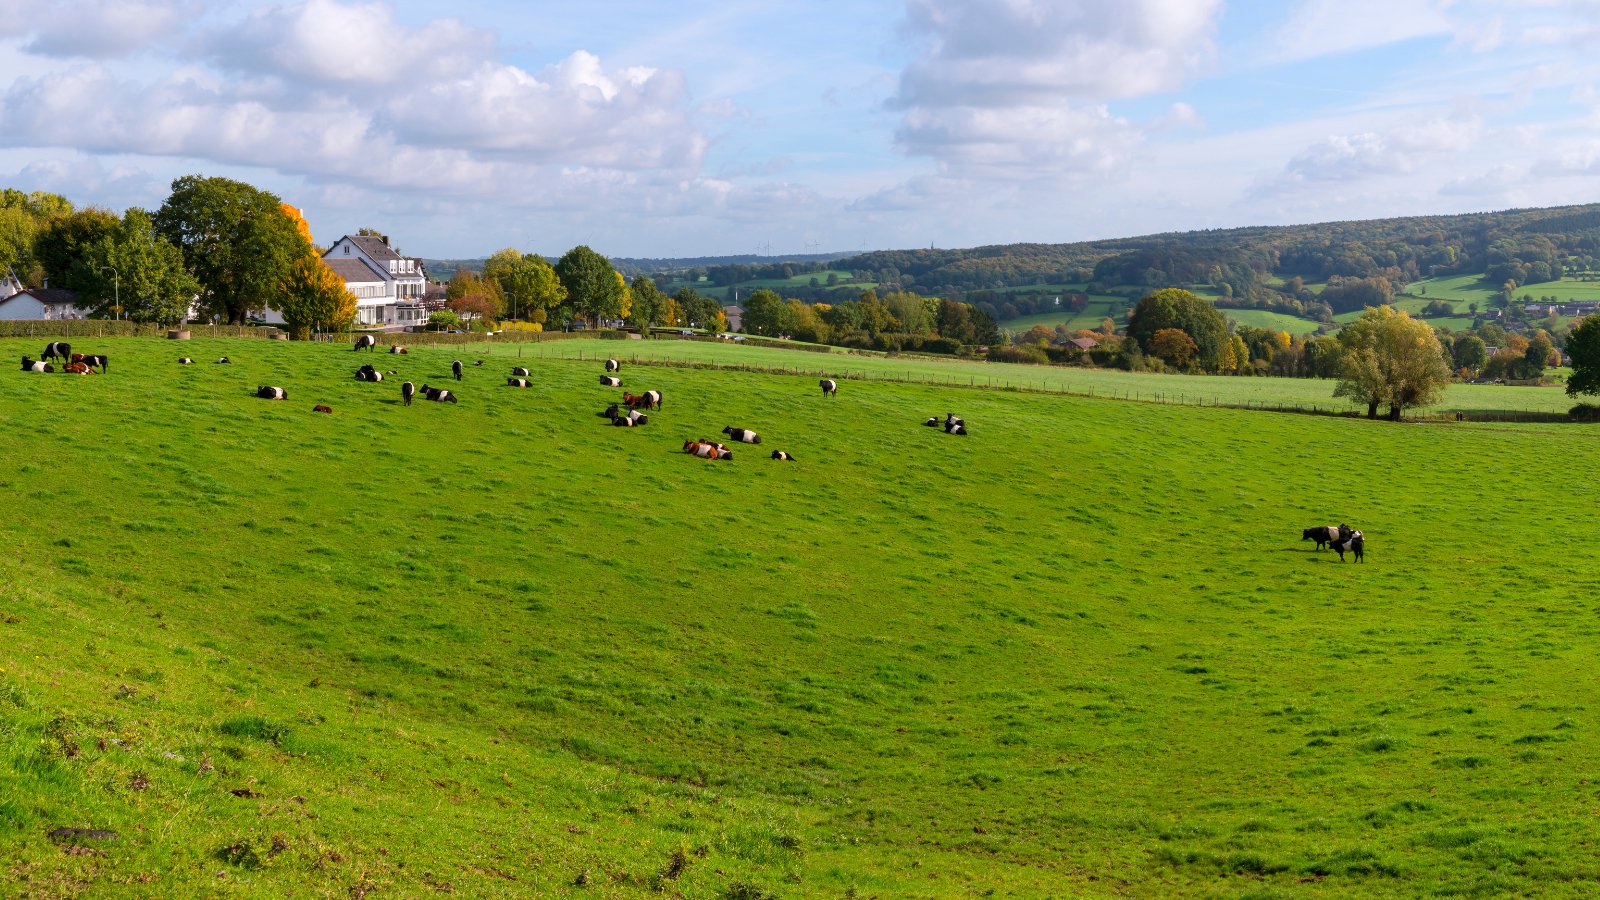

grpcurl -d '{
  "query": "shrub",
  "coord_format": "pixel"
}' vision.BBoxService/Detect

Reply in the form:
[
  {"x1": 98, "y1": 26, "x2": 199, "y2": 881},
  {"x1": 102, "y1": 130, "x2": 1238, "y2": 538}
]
[{"x1": 1571, "y1": 403, "x2": 1600, "y2": 421}]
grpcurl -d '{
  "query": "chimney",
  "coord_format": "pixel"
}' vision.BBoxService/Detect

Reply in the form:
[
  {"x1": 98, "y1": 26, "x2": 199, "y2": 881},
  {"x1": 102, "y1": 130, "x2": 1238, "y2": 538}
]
[{"x1": 382, "y1": 235, "x2": 390, "y2": 246}]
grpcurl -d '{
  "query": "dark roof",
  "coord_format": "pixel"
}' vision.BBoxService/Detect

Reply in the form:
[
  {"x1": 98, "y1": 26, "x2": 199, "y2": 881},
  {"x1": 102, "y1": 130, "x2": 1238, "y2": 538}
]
[
  {"x1": 324, "y1": 258, "x2": 386, "y2": 283},
  {"x1": 346, "y1": 235, "x2": 401, "y2": 262},
  {"x1": 4, "y1": 288, "x2": 81, "y2": 305},
  {"x1": 1069, "y1": 337, "x2": 1099, "y2": 350}
]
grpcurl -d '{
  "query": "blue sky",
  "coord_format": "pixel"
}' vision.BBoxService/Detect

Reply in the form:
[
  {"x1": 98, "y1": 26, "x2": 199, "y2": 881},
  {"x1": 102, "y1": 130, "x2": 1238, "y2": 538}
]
[{"x1": 1, "y1": 0, "x2": 1599, "y2": 259}]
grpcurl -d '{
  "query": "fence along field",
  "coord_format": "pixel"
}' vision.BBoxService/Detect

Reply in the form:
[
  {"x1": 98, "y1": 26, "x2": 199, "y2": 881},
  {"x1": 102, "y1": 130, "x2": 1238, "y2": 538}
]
[{"x1": 3, "y1": 336, "x2": 1600, "y2": 897}]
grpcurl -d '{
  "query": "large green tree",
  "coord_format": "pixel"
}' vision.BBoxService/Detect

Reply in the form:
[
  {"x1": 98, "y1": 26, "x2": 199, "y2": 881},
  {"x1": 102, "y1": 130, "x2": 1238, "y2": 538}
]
[
  {"x1": 276, "y1": 257, "x2": 358, "y2": 339},
  {"x1": 1126, "y1": 288, "x2": 1229, "y2": 371},
  {"x1": 673, "y1": 288, "x2": 723, "y2": 334},
  {"x1": 554, "y1": 245, "x2": 624, "y2": 327},
  {"x1": 153, "y1": 176, "x2": 310, "y2": 324},
  {"x1": 80, "y1": 209, "x2": 199, "y2": 324},
  {"x1": 740, "y1": 289, "x2": 791, "y2": 336},
  {"x1": 1334, "y1": 306, "x2": 1451, "y2": 420},
  {"x1": 627, "y1": 275, "x2": 666, "y2": 336},
  {"x1": 1565, "y1": 316, "x2": 1600, "y2": 397},
  {"x1": 33, "y1": 208, "x2": 120, "y2": 293},
  {"x1": 482, "y1": 248, "x2": 566, "y2": 320}
]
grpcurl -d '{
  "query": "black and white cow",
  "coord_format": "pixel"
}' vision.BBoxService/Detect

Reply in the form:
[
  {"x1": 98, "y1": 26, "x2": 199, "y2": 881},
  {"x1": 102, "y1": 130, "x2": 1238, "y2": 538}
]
[
  {"x1": 1332, "y1": 530, "x2": 1365, "y2": 563},
  {"x1": 944, "y1": 414, "x2": 964, "y2": 428},
  {"x1": 81, "y1": 354, "x2": 108, "y2": 372},
  {"x1": 1301, "y1": 526, "x2": 1340, "y2": 550},
  {"x1": 451, "y1": 359, "x2": 463, "y2": 381},
  {"x1": 922, "y1": 416, "x2": 940, "y2": 427},
  {"x1": 601, "y1": 402, "x2": 621, "y2": 420},
  {"x1": 819, "y1": 379, "x2": 837, "y2": 397},
  {"x1": 722, "y1": 426, "x2": 761, "y2": 444},
  {"x1": 178, "y1": 357, "x2": 195, "y2": 364},
  {"x1": 356, "y1": 364, "x2": 383, "y2": 382},
  {"x1": 21, "y1": 356, "x2": 51, "y2": 373},
  {"x1": 216, "y1": 357, "x2": 232, "y2": 364},
  {"x1": 389, "y1": 345, "x2": 407, "y2": 354},
  {"x1": 640, "y1": 389, "x2": 662, "y2": 410},
  {"x1": 507, "y1": 377, "x2": 531, "y2": 388},
  {"x1": 256, "y1": 386, "x2": 287, "y2": 400},
  {"x1": 944, "y1": 421, "x2": 968, "y2": 436},
  {"x1": 605, "y1": 358, "x2": 620, "y2": 372},
  {"x1": 771, "y1": 450, "x2": 796, "y2": 461},
  {"x1": 420, "y1": 384, "x2": 458, "y2": 403},
  {"x1": 612, "y1": 409, "x2": 648, "y2": 427},
  {"x1": 402, "y1": 381, "x2": 415, "y2": 406},
  {"x1": 599, "y1": 375, "x2": 621, "y2": 387},
  {"x1": 512, "y1": 366, "x2": 530, "y2": 377},
  {"x1": 42, "y1": 342, "x2": 70, "y2": 363},
  {"x1": 353, "y1": 335, "x2": 376, "y2": 352}
]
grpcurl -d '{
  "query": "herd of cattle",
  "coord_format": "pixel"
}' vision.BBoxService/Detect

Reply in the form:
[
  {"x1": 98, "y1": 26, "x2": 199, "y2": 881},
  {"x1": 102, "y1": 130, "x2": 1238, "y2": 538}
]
[{"x1": 20, "y1": 342, "x2": 106, "y2": 374}]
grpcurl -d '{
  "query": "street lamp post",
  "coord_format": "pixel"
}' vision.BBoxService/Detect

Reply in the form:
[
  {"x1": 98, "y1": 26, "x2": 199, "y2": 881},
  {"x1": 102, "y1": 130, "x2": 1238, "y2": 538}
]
[{"x1": 98, "y1": 265, "x2": 120, "y2": 320}]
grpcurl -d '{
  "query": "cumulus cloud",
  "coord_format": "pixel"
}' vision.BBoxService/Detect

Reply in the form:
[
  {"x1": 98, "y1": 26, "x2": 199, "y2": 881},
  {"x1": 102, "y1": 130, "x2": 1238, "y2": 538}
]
[
  {"x1": 0, "y1": 0, "x2": 710, "y2": 202},
  {"x1": 1266, "y1": 117, "x2": 1483, "y2": 187},
  {"x1": 1267, "y1": 0, "x2": 1455, "y2": 64},
  {"x1": 0, "y1": 0, "x2": 197, "y2": 58},
  {"x1": 888, "y1": 0, "x2": 1219, "y2": 183}
]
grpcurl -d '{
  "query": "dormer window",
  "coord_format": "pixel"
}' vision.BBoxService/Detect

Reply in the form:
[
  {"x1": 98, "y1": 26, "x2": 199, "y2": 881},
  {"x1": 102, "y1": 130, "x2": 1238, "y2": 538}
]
[{"x1": 344, "y1": 245, "x2": 350, "y2": 254}]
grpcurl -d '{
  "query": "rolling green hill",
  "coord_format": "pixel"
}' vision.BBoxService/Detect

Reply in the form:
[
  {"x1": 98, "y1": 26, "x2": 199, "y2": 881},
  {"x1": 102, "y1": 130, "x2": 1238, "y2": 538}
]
[{"x1": 3, "y1": 337, "x2": 1599, "y2": 897}]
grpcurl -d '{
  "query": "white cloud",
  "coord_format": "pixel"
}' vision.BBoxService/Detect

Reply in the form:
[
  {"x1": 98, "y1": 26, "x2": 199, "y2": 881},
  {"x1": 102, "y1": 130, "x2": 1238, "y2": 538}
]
[
  {"x1": 0, "y1": 0, "x2": 197, "y2": 58},
  {"x1": 1267, "y1": 117, "x2": 1483, "y2": 187},
  {"x1": 1266, "y1": 0, "x2": 1455, "y2": 64},
  {"x1": 887, "y1": 0, "x2": 1219, "y2": 185}
]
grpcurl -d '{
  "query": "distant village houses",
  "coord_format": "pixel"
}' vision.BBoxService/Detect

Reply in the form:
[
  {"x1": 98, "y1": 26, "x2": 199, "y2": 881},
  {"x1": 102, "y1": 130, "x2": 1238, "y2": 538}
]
[{"x1": 0, "y1": 271, "x2": 88, "y2": 320}]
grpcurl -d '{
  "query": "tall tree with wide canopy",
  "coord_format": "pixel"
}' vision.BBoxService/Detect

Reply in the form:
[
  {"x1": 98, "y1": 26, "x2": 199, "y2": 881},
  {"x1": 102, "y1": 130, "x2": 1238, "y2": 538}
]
[
  {"x1": 153, "y1": 176, "x2": 310, "y2": 324},
  {"x1": 33, "y1": 207, "x2": 120, "y2": 293},
  {"x1": 1126, "y1": 288, "x2": 1229, "y2": 371},
  {"x1": 80, "y1": 208, "x2": 199, "y2": 324},
  {"x1": 1334, "y1": 306, "x2": 1451, "y2": 420},
  {"x1": 627, "y1": 275, "x2": 666, "y2": 336},
  {"x1": 482, "y1": 248, "x2": 566, "y2": 320},
  {"x1": 554, "y1": 245, "x2": 624, "y2": 326}
]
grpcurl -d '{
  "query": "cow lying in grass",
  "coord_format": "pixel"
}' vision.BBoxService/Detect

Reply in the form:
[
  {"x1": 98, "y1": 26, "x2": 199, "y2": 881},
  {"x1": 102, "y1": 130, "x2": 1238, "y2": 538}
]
[
  {"x1": 771, "y1": 450, "x2": 796, "y2": 461},
  {"x1": 63, "y1": 361, "x2": 95, "y2": 375},
  {"x1": 722, "y1": 426, "x2": 760, "y2": 444},
  {"x1": 313, "y1": 405, "x2": 333, "y2": 414},
  {"x1": 21, "y1": 356, "x2": 52, "y2": 373},
  {"x1": 178, "y1": 357, "x2": 194, "y2": 364},
  {"x1": 389, "y1": 345, "x2": 408, "y2": 354},
  {"x1": 512, "y1": 367, "x2": 530, "y2": 377},
  {"x1": 684, "y1": 439, "x2": 732, "y2": 460},
  {"x1": 600, "y1": 375, "x2": 621, "y2": 387},
  {"x1": 419, "y1": 384, "x2": 458, "y2": 403},
  {"x1": 72, "y1": 353, "x2": 108, "y2": 372},
  {"x1": 612, "y1": 409, "x2": 648, "y2": 427},
  {"x1": 356, "y1": 364, "x2": 383, "y2": 382},
  {"x1": 257, "y1": 386, "x2": 287, "y2": 400},
  {"x1": 507, "y1": 378, "x2": 531, "y2": 388}
]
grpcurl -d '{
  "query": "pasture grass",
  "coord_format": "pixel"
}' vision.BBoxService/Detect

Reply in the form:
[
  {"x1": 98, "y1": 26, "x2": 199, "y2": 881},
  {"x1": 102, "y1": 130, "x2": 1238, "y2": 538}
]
[
  {"x1": 523, "y1": 338, "x2": 1580, "y2": 415},
  {"x1": 3, "y1": 337, "x2": 1600, "y2": 896}
]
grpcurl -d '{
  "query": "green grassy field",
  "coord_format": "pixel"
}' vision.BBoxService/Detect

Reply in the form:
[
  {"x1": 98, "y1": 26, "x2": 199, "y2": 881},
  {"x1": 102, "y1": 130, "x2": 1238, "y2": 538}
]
[
  {"x1": 522, "y1": 338, "x2": 1578, "y2": 414},
  {"x1": 1334, "y1": 299, "x2": 1476, "y2": 333},
  {"x1": 5, "y1": 337, "x2": 1600, "y2": 897},
  {"x1": 1412, "y1": 274, "x2": 1600, "y2": 306},
  {"x1": 1221, "y1": 309, "x2": 1327, "y2": 335},
  {"x1": 999, "y1": 298, "x2": 1126, "y2": 334},
  {"x1": 683, "y1": 271, "x2": 873, "y2": 302}
]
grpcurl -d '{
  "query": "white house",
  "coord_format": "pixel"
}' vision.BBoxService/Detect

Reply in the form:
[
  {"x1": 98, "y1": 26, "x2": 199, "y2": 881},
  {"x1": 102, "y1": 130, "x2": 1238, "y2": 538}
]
[
  {"x1": 0, "y1": 286, "x2": 89, "y2": 320},
  {"x1": 263, "y1": 234, "x2": 430, "y2": 328}
]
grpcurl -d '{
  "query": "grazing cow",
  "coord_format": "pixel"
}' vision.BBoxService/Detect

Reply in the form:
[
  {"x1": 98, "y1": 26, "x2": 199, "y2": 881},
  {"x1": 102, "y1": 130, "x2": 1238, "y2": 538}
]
[
  {"x1": 257, "y1": 386, "x2": 287, "y2": 400},
  {"x1": 355, "y1": 364, "x2": 383, "y2": 382},
  {"x1": 42, "y1": 342, "x2": 70, "y2": 363},
  {"x1": 640, "y1": 390, "x2": 662, "y2": 410},
  {"x1": 605, "y1": 358, "x2": 620, "y2": 372},
  {"x1": 420, "y1": 384, "x2": 458, "y2": 403},
  {"x1": 21, "y1": 356, "x2": 51, "y2": 373},
  {"x1": 178, "y1": 357, "x2": 194, "y2": 364},
  {"x1": 599, "y1": 375, "x2": 621, "y2": 387},
  {"x1": 507, "y1": 377, "x2": 531, "y2": 388},
  {"x1": 771, "y1": 450, "x2": 796, "y2": 461},
  {"x1": 389, "y1": 345, "x2": 408, "y2": 354},
  {"x1": 313, "y1": 404, "x2": 333, "y2": 414},
  {"x1": 402, "y1": 381, "x2": 415, "y2": 406},
  {"x1": 511, "y1": 366, "x2": 530, "y2": 377},
  {"x1": 819, "y1": 379, "x2": 837, "y2": 397},
  {"x1": 354, "y1": 335, "x2": 376, "y2": 352},
  {"x1": 1332, "y1": 530, "x2": 1365, "y2": 563},
  {"x1": 216, "y1": 357, "x2": 231, "y2": 364},
  {"x1": 452, "y1": 359, "x2": 463, "y2": 381},
  {"x1": 63, "y1": 361, "x2": 95, "y2": 375},
  {"x1": 722, "y1": 426, "x2": 761, "y2": 444},
  {"x1": 1301, "y1": 526, "x2": 1340, "y2": 550}
]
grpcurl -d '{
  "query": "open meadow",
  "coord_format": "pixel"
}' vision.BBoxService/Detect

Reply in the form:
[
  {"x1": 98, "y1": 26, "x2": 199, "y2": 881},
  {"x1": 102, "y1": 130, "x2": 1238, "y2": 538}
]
[{"x1": 4, "y1": 336, "x2": 1600, "y2": 898}]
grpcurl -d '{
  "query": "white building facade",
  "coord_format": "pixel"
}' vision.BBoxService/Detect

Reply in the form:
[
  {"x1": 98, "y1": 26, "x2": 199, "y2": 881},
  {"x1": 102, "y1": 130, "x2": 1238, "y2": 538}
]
[{"x1": 264, "y1": 234, "x2": 430, "y2": 328}]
